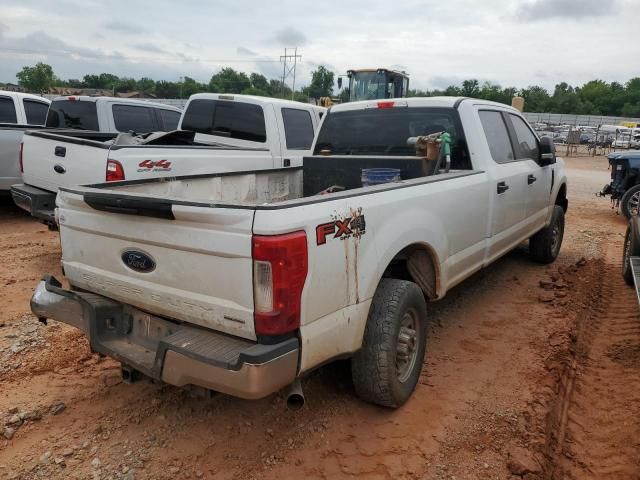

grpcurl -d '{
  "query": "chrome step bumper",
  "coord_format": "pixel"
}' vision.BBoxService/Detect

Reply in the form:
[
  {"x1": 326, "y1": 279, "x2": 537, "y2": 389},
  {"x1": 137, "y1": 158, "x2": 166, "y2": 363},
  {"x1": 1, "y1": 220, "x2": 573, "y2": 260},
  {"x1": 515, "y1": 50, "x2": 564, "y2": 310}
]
[{"x1": 31, "y1": 275, "x2": 299, "y2": 399}]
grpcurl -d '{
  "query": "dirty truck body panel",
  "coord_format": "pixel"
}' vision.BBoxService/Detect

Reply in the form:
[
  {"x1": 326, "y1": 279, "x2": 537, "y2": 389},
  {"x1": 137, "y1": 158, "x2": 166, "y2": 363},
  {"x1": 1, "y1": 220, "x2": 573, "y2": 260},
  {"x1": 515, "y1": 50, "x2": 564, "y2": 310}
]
[{"x1": 32, "y1": 97, "x2": 567, "y2": 400}]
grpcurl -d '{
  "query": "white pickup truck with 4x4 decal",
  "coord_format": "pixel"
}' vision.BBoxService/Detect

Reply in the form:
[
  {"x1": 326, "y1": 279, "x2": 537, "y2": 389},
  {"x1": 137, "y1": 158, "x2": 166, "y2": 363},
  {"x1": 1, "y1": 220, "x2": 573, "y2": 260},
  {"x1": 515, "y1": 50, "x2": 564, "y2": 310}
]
[
  {"x1": 12, "y1": 94, "x2": 324, "y2": 224},
  {"x1": 31, "y1": 96, "x2": 567, "y2": 408}
]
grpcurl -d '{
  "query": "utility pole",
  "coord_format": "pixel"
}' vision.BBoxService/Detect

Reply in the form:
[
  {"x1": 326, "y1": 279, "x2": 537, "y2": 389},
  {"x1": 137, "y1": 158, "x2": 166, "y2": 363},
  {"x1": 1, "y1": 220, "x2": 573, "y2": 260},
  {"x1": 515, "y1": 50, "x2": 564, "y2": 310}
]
[{"x1": 279, "y1": 48, "x2": 302, "y2": 100}]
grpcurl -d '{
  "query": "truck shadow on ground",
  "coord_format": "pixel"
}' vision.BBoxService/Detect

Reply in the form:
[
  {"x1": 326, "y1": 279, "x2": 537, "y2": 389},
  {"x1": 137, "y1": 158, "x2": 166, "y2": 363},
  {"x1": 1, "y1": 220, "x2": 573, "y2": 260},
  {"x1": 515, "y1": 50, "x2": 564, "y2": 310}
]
[{"x1": 0, "y1": 194, "x2": 29, "y2": 220}]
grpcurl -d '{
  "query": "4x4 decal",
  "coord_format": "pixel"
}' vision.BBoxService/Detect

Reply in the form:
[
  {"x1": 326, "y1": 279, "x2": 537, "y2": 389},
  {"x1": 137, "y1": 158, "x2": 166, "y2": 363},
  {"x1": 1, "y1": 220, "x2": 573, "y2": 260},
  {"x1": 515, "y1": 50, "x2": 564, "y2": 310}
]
[
  {"x1": 137, "y1": 159, "x2": 172, "y2": 172},
  {"x1": 316, "y1": 209, "x2": 366, "y2": 245}
]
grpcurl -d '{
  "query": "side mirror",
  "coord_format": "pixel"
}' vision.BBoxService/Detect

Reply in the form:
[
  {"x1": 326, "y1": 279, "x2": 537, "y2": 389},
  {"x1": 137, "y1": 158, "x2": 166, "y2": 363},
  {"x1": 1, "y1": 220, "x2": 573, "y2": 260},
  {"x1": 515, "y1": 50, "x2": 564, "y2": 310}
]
[
  {"x1": 539, "y1": 136, "x2": 556, "y2": 166},
  {"x1": 337, "y1": 77, "x2": 343, "y2": 89}
]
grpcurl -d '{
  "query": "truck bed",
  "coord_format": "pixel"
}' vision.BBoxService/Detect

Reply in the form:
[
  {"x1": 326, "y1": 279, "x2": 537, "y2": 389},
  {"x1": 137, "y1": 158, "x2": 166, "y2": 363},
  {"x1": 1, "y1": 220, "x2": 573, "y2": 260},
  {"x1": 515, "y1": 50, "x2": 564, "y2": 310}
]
[{"x1": 72, "y1": 155, "x2": 474, "y2": 209}]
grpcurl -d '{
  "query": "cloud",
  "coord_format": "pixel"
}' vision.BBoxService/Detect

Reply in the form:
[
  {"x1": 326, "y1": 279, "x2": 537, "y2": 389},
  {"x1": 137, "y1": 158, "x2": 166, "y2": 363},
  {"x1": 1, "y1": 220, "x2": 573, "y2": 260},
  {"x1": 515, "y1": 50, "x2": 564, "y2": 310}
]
[
  {"x1": 237, "y1": 46, "x2": 257, "y2": 56},
  {"x1": 273, "y1": 26, "x2": 308, "y2": 46},
  {"x1": 133, "y1": 43, "x2": 168, "y2": 54},
  {"x1": 516, "y1": 0, "x2": 622, "y2": 21},
  {"x1": 0, "y1": 28, "x2": 112, "y2": 60},
  {"x1": 103, "y1": 19, "x2": 145, "y2": 34},
  {"x1": 2, "y1": 0, "x2": 640, "y2": 92},
  {"x1": 0, "y1": 25, "x2": 211, "y2": 84}
]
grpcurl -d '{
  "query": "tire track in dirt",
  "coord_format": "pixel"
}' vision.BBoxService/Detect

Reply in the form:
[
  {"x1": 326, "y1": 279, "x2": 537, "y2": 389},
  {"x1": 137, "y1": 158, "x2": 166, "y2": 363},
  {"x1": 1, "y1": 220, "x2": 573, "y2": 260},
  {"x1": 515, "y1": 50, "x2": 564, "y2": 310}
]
[{"x1": 543, "y1": 238, "x2": 640, "y2": 479}]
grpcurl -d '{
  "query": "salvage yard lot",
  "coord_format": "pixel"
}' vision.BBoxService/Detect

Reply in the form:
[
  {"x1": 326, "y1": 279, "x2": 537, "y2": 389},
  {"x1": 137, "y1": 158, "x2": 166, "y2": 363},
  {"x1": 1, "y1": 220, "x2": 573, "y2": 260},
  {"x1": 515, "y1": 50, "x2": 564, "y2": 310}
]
[{"x1": 1, "y1": 155, "x2": 638, "y2": 480}]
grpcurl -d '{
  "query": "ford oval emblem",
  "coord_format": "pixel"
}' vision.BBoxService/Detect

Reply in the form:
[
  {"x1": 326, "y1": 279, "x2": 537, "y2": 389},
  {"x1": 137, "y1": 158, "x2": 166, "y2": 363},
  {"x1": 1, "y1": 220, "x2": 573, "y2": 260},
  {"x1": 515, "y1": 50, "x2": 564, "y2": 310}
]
[{"x1": 121, "y1": 250, "x2": 156, "y2": 273}]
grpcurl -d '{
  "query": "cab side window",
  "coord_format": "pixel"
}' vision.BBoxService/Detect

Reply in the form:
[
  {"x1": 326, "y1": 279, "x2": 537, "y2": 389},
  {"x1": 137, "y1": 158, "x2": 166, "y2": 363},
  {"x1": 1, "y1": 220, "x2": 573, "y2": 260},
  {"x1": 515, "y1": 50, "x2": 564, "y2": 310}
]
[
  {"x1": 508, "y1": 114, "x2": 539, "y2": 161},
  {"x1": 479, "y1": 111, "x2": 514, "y2": 164},
  {"x1": 0, "y1": 96, "x2": 17, "y2": 123},
  {"x1": 282, "y1": 108, "x2": 314, "y2": 149},
  {"x1": 23, "y1": 100, "x2": 49, "y2": 125}
]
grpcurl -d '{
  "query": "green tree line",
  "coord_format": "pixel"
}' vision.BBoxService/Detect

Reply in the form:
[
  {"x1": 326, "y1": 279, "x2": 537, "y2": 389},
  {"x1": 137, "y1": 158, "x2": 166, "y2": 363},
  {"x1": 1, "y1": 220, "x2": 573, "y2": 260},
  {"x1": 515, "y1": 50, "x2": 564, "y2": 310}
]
[
  {"x1": 410, "y1": 78, "x2": 640, "y2": 117},
  {"x1": 7, "y1": 62, "x2": 335, "y2": 102},
  {"x1": 7, "y1": 62, "x2": 640, "y2": 117}
]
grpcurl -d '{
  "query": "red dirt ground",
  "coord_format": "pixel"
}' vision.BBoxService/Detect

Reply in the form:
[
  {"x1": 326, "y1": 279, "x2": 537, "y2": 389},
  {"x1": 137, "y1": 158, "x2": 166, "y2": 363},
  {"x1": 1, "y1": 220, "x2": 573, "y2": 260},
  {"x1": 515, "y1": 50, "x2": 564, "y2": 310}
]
[{"x1": 0, "y1": 155, "x2": 638, "y2": 480}]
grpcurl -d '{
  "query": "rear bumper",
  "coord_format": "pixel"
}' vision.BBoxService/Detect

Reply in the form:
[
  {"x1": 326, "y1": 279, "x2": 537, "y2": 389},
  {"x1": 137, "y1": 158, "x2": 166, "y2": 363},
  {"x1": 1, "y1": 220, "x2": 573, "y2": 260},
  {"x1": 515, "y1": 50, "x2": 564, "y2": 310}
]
[
  {"x1": 31, "y1": 275, "x2": 299, "y2": 399},
  {"x1": 10, "y1": 184, "x2": 56, "y2": 222},
  {"x1": 0, "y1": 176, "x2": 21, "y2": 192}
]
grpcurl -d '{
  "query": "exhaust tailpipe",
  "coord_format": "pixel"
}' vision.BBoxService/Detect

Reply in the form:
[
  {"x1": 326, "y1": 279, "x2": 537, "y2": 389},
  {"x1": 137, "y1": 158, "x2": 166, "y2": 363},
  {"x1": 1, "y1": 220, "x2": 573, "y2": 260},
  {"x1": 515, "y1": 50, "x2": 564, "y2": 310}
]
[{"x1": 285, "y1": 379, "x2": 305, "y2": 410}]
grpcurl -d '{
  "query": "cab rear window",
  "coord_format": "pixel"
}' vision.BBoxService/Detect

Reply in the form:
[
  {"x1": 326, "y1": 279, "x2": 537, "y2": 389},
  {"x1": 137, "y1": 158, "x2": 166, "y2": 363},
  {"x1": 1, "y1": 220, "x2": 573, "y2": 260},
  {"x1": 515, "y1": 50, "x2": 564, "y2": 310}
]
[
  {"x1": 313, "y1": 106, "x2": 470, "y2": 168},
  {"x1": 112, "y1": 104, "x2": 156, "y2": 132},
  {"x1": 46, "y1": 100, "x2": 99, "y2": 130},
  {"x1": 181, "y1": 99, "x2": 266, "y2": 143}
]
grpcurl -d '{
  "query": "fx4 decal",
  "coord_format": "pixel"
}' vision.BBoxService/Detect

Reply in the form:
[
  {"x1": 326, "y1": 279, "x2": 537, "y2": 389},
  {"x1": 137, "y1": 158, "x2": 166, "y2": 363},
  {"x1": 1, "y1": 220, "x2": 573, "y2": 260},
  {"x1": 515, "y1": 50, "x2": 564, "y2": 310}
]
[
  {"x1": 137, "y1": 159, "x2": 172, "y2": 172},
  {"x1": 316, "y1": 209, "x2": 366, "y2": 245}
]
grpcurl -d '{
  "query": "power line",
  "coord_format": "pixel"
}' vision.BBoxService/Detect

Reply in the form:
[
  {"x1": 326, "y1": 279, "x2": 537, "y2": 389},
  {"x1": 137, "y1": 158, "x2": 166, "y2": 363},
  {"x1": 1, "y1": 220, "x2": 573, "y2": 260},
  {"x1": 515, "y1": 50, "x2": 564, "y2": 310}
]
[{"x1": 280, "y1": 48, "x2": 301, "y2": 100}]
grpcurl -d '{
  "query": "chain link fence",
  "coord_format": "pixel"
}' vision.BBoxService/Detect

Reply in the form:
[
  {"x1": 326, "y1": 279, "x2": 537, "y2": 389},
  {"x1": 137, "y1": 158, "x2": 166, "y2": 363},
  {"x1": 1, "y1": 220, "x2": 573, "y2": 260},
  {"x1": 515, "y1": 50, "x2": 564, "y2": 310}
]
[{"x1": 523, "y1": 112, "x2": 640, "y2": 127}]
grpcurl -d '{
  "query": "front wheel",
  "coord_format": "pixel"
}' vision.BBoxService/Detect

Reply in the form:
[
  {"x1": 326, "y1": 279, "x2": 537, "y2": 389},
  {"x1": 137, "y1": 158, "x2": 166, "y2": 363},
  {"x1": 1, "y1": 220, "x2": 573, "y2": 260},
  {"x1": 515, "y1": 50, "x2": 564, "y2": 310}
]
[
  {"x1": 530, "y1": 205, "x2": 565, "y2": 264},
  {"x1": 620, "y1": 184, "x2": 640, "y2": 219},
  {"x1": 351, "y1": 279, "x2": 427, "y2": 408}
]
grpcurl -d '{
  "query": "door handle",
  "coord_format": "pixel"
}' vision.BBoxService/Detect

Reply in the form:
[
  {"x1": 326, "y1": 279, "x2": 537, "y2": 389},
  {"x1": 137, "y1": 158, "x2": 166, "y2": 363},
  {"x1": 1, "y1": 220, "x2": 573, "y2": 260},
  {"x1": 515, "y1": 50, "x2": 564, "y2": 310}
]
[
  {"x1": 54, "y1": 146, "x2": 66, "y2": 157},
  {"x1": 528, "y1": 174, "x2": 537, "y2": 185},
  {"x1": 497, "y1": 181, "x2": 509, "y2": 194},
  {"x1": 53, "y1": 164, "x2": 66, "y2": 174}
]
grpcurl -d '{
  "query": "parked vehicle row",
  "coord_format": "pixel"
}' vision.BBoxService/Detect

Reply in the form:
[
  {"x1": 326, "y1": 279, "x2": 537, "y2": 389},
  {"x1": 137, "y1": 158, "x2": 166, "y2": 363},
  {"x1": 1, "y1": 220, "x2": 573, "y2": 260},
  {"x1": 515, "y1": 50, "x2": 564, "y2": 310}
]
[
  {"x1": 1, "y1": 92, "x2": 182, "y2": 197},
  {"x1": 11, "y1": 94, "x2": 325, "y2": 224},
  {"x1": 31, "y1": 96, "x2": 568, "y2": 408},
  {"x1": 536, "y1": 124, "x2": 640, "y2": 150},
  {"x1": 0, "y1": 92, "x2": 50, "y2": 192}
]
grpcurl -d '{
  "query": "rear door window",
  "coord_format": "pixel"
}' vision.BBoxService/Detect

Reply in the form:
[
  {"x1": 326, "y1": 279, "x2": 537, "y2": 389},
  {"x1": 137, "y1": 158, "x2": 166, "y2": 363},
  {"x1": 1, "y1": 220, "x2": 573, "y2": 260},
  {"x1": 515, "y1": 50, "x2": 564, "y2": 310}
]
[
  {"x1": 507, "y1": 114, "x2": 540, "y2": 161},
  {"x1": 46, "y1": 100, "x2": 99, "y2": 130},
  {"x1": 479, "y1": 111, "x2": 515, "y2": 164},
  {"x1": 23, "y1": 99, "x2": 49, "y2": 125},
  {"x1": 158, "y1": 109, "x2": 181, "y2": 131},
  {"x1": 282, "y1": 108, "x2": 314, "y2": 149},
  {"x1": 181, "y1": 99, "x2": 266, "y2": 142},
  {"x1": 112, "y1": 104, "x2": 157, "y2": 132},
  {"x1": 0, "y1": 96, "x2": 18, "y2": 123}
]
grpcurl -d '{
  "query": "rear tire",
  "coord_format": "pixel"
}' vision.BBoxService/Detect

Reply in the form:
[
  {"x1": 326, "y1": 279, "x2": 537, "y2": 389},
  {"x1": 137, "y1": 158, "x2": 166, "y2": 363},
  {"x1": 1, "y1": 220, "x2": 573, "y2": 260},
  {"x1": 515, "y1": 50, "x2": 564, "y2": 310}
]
[
  {"x1": 351, "y1": 279, "x2": 427, "y2": 408},
  {"x1": 530, "y1": 205, "x2": 565, "y2": 264},
  {"x1": 620, "y1": 184, "x2": 640, "y2": 219}
]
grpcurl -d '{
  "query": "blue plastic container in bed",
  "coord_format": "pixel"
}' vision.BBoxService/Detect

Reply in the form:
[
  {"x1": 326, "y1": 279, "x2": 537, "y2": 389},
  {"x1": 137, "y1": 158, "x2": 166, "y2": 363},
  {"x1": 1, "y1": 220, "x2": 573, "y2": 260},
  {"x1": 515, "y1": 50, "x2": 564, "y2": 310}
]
[{"x1": 361, "y1": 168, "x2": 401, "y2": 187}]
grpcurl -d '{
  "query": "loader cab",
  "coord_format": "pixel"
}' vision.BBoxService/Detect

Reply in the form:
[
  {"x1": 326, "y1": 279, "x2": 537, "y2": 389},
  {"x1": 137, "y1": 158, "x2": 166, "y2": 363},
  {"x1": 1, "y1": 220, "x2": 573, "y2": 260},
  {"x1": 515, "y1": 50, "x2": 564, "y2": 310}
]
[{"x1": 345, "y1": 69, "x2": 409, "y2": 102}]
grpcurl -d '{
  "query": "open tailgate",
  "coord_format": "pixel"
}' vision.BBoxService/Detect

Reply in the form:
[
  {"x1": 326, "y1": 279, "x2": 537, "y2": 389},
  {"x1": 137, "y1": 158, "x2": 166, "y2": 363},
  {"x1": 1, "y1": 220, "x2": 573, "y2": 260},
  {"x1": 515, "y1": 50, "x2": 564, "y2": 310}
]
[{"x1": 56, "y1": 187, "x2": 257, "y2": 340}]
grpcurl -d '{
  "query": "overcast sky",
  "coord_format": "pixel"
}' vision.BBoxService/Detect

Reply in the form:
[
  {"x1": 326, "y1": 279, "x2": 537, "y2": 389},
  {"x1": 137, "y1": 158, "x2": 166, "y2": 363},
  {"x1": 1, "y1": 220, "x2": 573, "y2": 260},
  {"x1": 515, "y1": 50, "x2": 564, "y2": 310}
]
[{"x1": 0, "y1": 0, "x2": 638, "y2": 92}]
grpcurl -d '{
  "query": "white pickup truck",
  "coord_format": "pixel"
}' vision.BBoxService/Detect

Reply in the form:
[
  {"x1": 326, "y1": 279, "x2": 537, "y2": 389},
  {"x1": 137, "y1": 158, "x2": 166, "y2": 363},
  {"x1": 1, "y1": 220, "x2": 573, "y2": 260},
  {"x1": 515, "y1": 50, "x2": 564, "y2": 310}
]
[
  {"x1": 0, "y1": 91, "x2": 50, "y2": 192},
  {"x1": 12, "y1": 94, "x2": 324, "y2": 224},
  {"x1": 10, "y1": 95, "x2": 180, "y2": 219},
  {"x1": 31, "y1": 97, "x2": 568, "y2": 408}
]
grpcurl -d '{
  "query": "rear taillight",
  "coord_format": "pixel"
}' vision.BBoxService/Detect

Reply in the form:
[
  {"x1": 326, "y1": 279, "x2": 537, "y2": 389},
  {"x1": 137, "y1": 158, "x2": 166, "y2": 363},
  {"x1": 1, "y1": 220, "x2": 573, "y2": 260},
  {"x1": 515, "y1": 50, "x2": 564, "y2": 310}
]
[
  {"x1": 106, "y1": 159, "x2": 125, "y2": 182},
  {"x1": 18, "y1": 142, "x2": 24, "y2": 173},
  {"x1": 377, "y1": 101, "x2": 395, "y2": 109},
  {"x1": 252, "y1": 231, "x2": 307, "y2": 336},
  {"x1": 375, "y1": 100, "x2": 407, "y2": 109}
]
